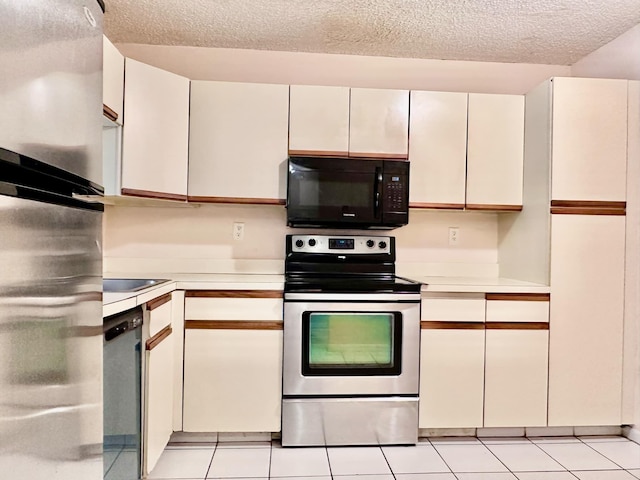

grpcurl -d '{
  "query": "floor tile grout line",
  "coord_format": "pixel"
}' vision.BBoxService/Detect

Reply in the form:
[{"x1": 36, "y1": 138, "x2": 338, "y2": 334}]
[
  {"x1": 325, "y1": 446, "x2": 334, "y2": 480},
  {"x1": 577, "y1": 436, "x2": 628, "y2": 471},
  {"x1": 378, "y1": 445, "x2": 397, "y2": 479},
  {"x1": 471, "y1": 437, "x2": 518, "y2": 476},
  {"x1": 267, "y1": 440, "x2": 273, "y2": 479},
  {"x1": 203, "y1": 441, "x2": 218, "y2": 480},
  {"x1": 428, "y1": 440, "x2": 457, "y2": 477}
]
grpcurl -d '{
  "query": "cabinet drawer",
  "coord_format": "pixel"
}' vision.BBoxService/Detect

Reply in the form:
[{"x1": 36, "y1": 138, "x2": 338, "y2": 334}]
[
  {"x1": 486, "y1": 300, "x2": 549, "y2": 323},
  {"x1": 185, "y1": 297, "x2": 283, "y2": 321},
  {"x1": 147, "y1": 295, "x2": 172, "y2": 337},
  {"x1": 421, "y1": 294, "x2": 485, "y2": 322}
]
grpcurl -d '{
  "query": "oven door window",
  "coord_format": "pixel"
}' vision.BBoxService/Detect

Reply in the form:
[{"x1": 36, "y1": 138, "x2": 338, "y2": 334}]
[{"x1": 302, "y1": 312, "x2": 402, "y2": 376}]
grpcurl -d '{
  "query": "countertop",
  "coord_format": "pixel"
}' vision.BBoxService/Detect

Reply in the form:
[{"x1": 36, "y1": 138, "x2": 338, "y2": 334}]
[{"x1": 103, "y1": 272, "x2": 549, "y2": 317}]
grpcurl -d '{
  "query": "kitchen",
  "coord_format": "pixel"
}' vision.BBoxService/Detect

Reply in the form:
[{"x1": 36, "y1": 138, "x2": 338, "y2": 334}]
[{"x1": 3, "y1": 1, "x2": 640, "y2": 480}]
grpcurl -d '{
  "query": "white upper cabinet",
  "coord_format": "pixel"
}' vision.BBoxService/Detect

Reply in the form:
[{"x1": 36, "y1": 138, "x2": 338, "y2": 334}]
[
  {"x1": 121, "y1": 58, "x2": 190, "y2": 199},
  {"x1": 408, "y1": 91, "x2": 468, "y2": 208},
  {"x1": 551, "y1": 77, "x2": 628, "y2": 202},
  {"x1": 289, "y1": 85, "x2": 350, "y2": 155},
  {"x1": 188, "y1": 81, "x2": 290, "y2": 202},
  {"x1": 466, "y1": 93, "x2": 524, "y2": 209},
  {"x1": 349, "y1": 88, "x2": 409, "y2": 158},
  {"x1": 102, "y1": 36, "x2": 124, "y2": 124}
]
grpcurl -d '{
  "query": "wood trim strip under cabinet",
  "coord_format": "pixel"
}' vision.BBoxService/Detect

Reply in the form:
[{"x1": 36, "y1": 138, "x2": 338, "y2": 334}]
[
  {"x1": 146, "y1": 325, "x2": 172, "y2": 351},
  {"x1": 103, "y1": 104, "x2": 118, "y2": 122},
  {"x1": 146, "y1": 293, "x2": 172, "y2": 311},
  {"x1": 421, "y1": 321, "x2": 485, "y2": 330},
  {"x1": 187, "y1": 196, "x2": 285, "y2": 205},
  {"x1": 288, "y1": 150, "x2": 349, "y2": 157},
  {"x1": 348, "y1": 152, "x2": 409, "y2": 160},
  {"x1": 185, "y1": 320, "x2": 283, "y2": 331},
  {"x1": 121, "y1": 188, "x2": 188, "y2": 202},
  {"x1": 409, "y1": 202, "x2": 466, "y2": 210},
  {"x1": 485, "y1": 322, "x2": 549, "y2": 330},
  {"x1": 465, "y1": 204, "x2": 523, "y2": 212},
  {"x1": 185, "y1": 290, "x2": 283, "y2": 299},
  {"x1": 485, "y1": 293, "x2": 550, "y2": 301},
  {"x1": 550, "y1": 200, "x2": 626, "y2": 215}
]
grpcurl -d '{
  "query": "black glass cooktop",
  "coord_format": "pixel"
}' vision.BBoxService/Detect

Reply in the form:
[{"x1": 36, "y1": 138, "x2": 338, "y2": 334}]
[{"x1": 284, "y1": 275, "x2": 421, "y2": 294}]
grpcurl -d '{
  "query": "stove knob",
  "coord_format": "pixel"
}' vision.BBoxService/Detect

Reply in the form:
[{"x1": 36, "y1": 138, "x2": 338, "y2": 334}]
[
  {"x1": 378, "y1": 241, "x2": 387, "y2": 249},
  {"x1": 308, "y1": 238, "x2": 317, "y2": 247},
  {"x1": 366, "y1": 239, "x2": 375, "y2": 248},
  {"x1": 295, "y1": 239, "x2": 304, "y2": 248}
]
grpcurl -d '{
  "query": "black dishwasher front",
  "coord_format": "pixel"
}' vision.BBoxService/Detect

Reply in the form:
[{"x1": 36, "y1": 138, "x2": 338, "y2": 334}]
[{"x1": 103, "y1": 306, "x2": 143, "y2": 480}]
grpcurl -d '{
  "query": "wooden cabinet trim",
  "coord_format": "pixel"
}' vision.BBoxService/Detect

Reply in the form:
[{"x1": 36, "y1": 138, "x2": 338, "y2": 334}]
[
  {"x1": 465, "y1": 204, "x2": 523, "y2": 212},
  {"x1": 122, "y1": 188, "x2": 187, "y2": 202},
  {"x1": 409, "y1": 202, "x2": 465, "y2": 210},
  {"x1": 288, "y1": 150, "x2": 349, "y2": 157},
  {"x1": 550, "y1": 200, "x2": 626, "y2": 216},
  {"x1": 146, "y1": 325, "x2": 172, "y2": 351},
  {"x1": 187, "y1": 196, "x2": 285, "y2": 205},
  {"x1": 103, "y1": 104, "x2": 118, "y2": 122},
  {"x1": 348, "y1": 152, "x2": 409, "y2": 160},
  {"x1": 185, "y1": 290, "x2": 283, "y2": 299},
  {"x1": 486, "y1": 322, "x2": 549, "y2": 330},
  {"x1": 185, "y1": 320, "x2": 283, "y2": 330},
  {"x1": 485, "y1": 293, "x2": 550, "y2": 301},
  {"x1": 421, "y1": 321, "x2": 485, "y2": 330},
  {"x1": 146, "y1": 293, "x2": 172, "y2": 311}
]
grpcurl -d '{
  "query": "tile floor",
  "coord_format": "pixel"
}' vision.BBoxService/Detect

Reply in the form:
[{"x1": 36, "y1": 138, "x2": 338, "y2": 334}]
[{"x1": 149, "y1": 436, "x2": 640, "y2": 480}]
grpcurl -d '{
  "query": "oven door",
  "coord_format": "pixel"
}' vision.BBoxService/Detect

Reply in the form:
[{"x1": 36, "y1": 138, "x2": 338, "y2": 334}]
[{"x1": 283, "y1": 294, "x2": 420, "y2": 396}]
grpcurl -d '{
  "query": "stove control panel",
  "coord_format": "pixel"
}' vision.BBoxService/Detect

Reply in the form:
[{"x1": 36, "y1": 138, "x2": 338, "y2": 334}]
[{"x1": 289, "y1": 235, "x2": 392, "y2": 254}]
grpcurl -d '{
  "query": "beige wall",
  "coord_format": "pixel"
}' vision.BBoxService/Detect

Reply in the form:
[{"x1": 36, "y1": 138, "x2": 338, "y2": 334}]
[
  {"x1": 102, "y1": 204, "x2": 498, "y2": 276},
  {"x1": 116, "y1": 43, "x2": 570, "y2": 94},
  {"x1": 571, "y1": 24, "x2": 640, "y2": 80}
]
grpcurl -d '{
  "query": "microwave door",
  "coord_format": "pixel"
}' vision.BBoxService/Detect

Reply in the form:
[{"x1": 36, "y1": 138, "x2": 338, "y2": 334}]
[{"x1": 289, "y1": 170, "x2": 379, "y2": 226}]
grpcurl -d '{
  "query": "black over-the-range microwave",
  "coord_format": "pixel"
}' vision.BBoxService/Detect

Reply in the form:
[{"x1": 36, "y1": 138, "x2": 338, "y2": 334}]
[{"x1": 286, "y1": 156, "x2": 409, "y2": 229}]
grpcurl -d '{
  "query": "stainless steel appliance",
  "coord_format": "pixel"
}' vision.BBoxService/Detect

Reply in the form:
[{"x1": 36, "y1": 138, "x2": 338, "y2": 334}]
[
  {"x1": 103, "y1": 308, "x2": 143, "y2": 480},
  {"x1": 0, "y1": 1, "x2": 105, "y2": 479},
  {"x1": 282, "y1": 234, "x2": 421, "y2": 446},
  {"x1": 286, "y1": 156, "x2": 410, "y2": 229}
]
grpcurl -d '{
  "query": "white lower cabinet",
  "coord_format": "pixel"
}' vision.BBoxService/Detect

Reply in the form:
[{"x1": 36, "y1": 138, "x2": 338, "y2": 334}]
[
  {"x1": 144, "y1": 295, "x2": 174, "y2": 475},
  {"x1": 183, "y1": 328, "x2": 282, "y2": 432},
  {"x1": 419, "y1": 328, "x2": 485, "y2": 428},
  {"x1": 484, "y1": 328, "x2": 548, "y2": 427},
  {"x1": 182, "y1": 292, "x2": 284, "y2": 432},
  {"x1": 548, "y1": 214, "x2": 625, "y2": 426}
]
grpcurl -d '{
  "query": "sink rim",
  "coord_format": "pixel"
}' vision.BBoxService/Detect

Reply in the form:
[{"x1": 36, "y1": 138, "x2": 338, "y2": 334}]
[{"x1": 102, "y1": 278, "x2": 172, "y2": 293}]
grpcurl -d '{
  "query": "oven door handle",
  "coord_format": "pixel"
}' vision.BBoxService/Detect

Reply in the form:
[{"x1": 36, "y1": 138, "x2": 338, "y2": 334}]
[{"x1": 284, "y1": 292, "x2": 421, "y2": 302}]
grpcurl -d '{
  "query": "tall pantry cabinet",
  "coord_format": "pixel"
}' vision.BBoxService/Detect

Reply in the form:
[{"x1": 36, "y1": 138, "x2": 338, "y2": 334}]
[{"x1": 524, "y1": 77, "x2": 629, "y2": 427}]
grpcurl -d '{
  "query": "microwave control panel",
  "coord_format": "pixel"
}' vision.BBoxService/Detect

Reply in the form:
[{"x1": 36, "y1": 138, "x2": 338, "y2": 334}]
[{"x1": 382, "y1": 173, "x2": 408, "y2": 213}]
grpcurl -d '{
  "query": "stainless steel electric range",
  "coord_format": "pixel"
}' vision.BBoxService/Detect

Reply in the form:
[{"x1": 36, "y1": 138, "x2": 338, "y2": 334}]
[{"x1": 282, "y1": 234, "x2": 422, "y2": 447}]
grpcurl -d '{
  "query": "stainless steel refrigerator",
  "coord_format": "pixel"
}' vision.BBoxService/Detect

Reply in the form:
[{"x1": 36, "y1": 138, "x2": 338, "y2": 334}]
[{"x1": 0, "y1": 1, "x2": 105, "y2": 479}]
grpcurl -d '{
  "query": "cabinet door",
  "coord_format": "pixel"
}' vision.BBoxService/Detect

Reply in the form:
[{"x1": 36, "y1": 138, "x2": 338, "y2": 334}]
[
  {"x1": 349, "y1": 88, "x2": 409, "y2": 158},
  {"x1": 484, "y1": 328, "x2": 548, "y2": 427},
  {"x1": 121, "y1": 59, "x2": 190, "y2": 200},
  {"x1": 419, "y1": 328, "x2": 485, "y2": 428},
  {"x1": 466, "y1": 94, "x2": 524, "y2": 209},
  {"x1": 102, "y1": 36, "x2": 124, "y2": 124},
  {"x1": 145, "y1": 316, "x2": 174, "y2": 475},
  {"x1": 183, "y1": 328, "x2": 282, "y2": 432},
  {"x1": 548, "y1": 214, "x2": 625, "y2": 426},
  {"x1": 289, "y1": 85, "x2": 350, "y2": 155},
  {"x1": 409, "y1": 91, "x2": 468, "y2": 208},
  {"x1": 551, "y1": 78, "x2": 627, "y2": 202},
  {"x1": 188, "y1": 81, "x2": 289, "y2": 202}
]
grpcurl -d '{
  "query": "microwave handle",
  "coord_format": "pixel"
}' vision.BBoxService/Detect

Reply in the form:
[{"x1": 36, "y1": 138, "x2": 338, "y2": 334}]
[{"x1": 374, "y1": 168, "x2": 383, "y2": 218}]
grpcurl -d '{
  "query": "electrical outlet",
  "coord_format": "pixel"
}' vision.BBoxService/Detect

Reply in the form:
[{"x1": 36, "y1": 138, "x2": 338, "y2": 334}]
[
  {"x1": 448, "y1": 227, "x2": 460, "y2": 246},
  {"x1": 233, "y1": 222, "x2": 244, "y2": 241}
]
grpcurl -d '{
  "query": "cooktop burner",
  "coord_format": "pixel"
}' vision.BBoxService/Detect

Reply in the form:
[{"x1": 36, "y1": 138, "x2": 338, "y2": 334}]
[{"x1": 284, "y1": 234, "x2": 422, "y2": 294}]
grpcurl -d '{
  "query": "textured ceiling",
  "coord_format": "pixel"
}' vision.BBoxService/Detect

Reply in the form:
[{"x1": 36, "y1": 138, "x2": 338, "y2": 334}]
[{"x1": 104, "y1": 0, "x2": 640, "y2": 65}]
